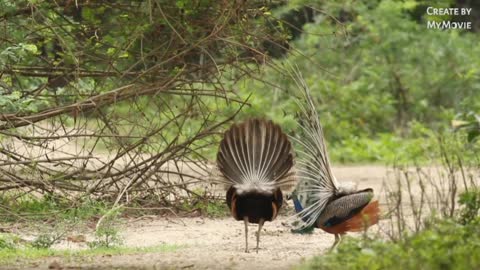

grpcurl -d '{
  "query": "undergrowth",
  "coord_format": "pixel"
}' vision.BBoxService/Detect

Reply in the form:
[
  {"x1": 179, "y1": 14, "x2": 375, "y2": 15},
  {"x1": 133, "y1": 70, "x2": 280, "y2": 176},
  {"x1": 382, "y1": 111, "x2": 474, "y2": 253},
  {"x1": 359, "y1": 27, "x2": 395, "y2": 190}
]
[
  {"x1": 0, "y1": 194, "x2": 110, "y2": 223},
  {"x1": 329, "y1": 122, "x2": 480, "y2": 164},
  {"x1": 88, "y1": 207, "x2": 123, "y2": 249},
  {"x1": 297, "y1": 190, "x2": 480, "y2": 270},
  {"x1": 179, "y1": 199, "x2": 229, "y2": 218}
]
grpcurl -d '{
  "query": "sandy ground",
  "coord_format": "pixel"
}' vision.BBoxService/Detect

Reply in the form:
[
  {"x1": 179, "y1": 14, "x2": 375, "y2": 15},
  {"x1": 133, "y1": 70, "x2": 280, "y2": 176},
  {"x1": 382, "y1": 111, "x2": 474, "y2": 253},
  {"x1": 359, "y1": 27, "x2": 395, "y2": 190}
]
[{"x1": 2, "y1": 165, "x2": 394, "y2": 270}]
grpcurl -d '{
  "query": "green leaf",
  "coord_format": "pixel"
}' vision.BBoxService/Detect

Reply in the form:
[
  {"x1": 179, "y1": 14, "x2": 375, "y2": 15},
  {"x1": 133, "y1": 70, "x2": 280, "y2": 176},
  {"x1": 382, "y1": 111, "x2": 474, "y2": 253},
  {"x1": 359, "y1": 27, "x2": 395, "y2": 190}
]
[
  {"x1": 22, "y1": 44, "x2": 38, "y2": 54},
  {"x1": 107, "y1": 48, "x2": 116, "y2": 56},
  {"x1": 468, "y1": 130, "x2": 480, "y2": 143},
  {"x1": 10, "y1": 91, "x2": 21, "y2": 99}
]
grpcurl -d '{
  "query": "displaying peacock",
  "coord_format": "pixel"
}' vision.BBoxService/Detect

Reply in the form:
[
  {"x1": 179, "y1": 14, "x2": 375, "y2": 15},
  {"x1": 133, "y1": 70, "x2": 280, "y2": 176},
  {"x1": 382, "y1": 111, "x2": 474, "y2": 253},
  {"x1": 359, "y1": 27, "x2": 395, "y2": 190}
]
[
  {"x1": 289, "y1": 70, "x2": 379, "y2": 250},
  {"x1": 216, "y1": 118, "x2": 295, "y2": 253}
]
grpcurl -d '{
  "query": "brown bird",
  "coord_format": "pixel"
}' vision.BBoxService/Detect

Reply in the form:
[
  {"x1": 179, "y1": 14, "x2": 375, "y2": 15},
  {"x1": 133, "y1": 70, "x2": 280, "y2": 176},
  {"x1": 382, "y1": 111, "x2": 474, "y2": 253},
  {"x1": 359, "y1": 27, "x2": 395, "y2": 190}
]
[
  {"x1": 216, "y1": 118, "x2": 295, "y2": 253},
  {"x1": 289, "y1": 70, "x2": 379, "y2": 250}
]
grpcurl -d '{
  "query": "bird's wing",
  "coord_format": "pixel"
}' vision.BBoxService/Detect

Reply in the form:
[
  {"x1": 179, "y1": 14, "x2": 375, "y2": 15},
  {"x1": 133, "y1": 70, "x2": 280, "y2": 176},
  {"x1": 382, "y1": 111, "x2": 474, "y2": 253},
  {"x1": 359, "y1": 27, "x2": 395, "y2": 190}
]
[{"x1": 289, "y1": 67, "x2": 339, "y2": 229}]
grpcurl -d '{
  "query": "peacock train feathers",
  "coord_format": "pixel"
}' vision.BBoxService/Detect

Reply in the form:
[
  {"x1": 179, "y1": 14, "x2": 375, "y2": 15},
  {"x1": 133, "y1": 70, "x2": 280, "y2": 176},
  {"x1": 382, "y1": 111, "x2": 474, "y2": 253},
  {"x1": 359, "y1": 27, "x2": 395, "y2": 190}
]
[{"x1": 288, "y1": 68, "x2": 379, "y2": 249}]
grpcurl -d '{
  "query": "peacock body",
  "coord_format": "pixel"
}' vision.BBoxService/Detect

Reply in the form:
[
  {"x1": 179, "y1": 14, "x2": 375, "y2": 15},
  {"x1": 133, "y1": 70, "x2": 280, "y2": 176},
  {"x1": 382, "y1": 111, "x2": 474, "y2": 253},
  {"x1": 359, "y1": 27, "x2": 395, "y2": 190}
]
[{"x1": 216, "y1": 118, "x2": 295, "y2": 252}]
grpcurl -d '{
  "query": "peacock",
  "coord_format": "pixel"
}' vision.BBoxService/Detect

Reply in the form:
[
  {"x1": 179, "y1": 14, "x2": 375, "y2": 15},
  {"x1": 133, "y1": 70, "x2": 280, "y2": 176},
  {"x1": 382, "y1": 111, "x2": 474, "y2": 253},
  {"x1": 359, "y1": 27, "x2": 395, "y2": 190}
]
[
  {"x1": 216, "y1": 118, "x2": 295, "y2": 253},
  {"x1": 289, "y1": 70, "x2": 380, "y2": 250}
]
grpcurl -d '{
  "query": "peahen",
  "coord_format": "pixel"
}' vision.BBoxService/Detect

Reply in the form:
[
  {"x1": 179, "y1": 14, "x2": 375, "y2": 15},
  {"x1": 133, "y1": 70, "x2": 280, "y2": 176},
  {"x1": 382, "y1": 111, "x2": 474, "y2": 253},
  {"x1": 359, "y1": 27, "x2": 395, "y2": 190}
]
[
  {"x1": 289, "y1": 70, "x2": 379, "y2": 250},
  {"x1": 216, "y1": 118, "x2": 295, "y2": 253}
]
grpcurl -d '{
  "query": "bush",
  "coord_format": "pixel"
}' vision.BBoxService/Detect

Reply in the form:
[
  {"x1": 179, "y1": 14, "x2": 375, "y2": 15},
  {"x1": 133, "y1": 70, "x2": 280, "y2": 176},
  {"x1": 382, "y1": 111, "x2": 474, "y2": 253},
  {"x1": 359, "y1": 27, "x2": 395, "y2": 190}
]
[
  {"x1": 298, "y1": 218, "x2": 480, "y2": 270},
  {"x1": 458, "y1": 189, "x2": 480, "y2": 225},
  {"x1": 298, "y1": 188, "x2": 480, "y2": 270},
  {"x1": 31, "y1": 234, "x2": 60, "y2": 249},
  {"x1": 0, "y1": 234, "x2": 17, "y2": 250}
]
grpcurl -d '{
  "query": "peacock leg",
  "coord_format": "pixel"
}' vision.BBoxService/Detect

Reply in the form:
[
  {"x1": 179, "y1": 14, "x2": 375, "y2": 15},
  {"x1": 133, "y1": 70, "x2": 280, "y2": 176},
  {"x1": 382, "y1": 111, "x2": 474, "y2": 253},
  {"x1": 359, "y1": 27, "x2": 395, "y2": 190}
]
[
  {"x1": 244, "y1": 217, "x2": 249, "y2": 253},
  {"x1": 330, "y1": 234, "x2": 341, "y2": 251},
  {"x1": 255, "y1": 219, "x2": 265, "y2": 253}
]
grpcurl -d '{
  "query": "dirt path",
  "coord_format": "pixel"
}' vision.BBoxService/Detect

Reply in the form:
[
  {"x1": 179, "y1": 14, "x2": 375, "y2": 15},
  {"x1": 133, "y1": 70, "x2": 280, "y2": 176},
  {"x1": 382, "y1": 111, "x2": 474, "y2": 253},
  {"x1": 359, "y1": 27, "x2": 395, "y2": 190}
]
[{"x1": 2, "y1": 165, "x2": 393, "y2": 270}]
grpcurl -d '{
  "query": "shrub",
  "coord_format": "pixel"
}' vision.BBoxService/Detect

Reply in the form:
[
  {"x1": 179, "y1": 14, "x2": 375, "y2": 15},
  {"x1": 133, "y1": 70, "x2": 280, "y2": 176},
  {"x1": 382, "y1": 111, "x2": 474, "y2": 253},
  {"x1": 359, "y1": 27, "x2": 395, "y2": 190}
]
[
  {"x1": 0, "y1": 234, "x2": 17, "y2": 250},
  {"x1": 88, "y1": 207, "x2": 123, "y2": 249},
  {"x1": 458, "y1": 189, "x2": 480, "y2": 225},
  {"x1": 297, "y1": 218, "x2": 480, "y2": 270}
]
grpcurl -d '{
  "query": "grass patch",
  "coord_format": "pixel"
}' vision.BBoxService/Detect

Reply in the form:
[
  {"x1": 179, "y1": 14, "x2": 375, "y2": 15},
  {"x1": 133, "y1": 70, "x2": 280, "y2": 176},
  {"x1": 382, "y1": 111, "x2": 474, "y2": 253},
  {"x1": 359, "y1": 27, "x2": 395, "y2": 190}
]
[
  {"x1": 179, "y1": 199, "x2": 229, "y2": 218},
  {"x1": 0, "y1": 243, "x2": 180, "y2": 265},
  {"x1": 0, "y1": 193, "x2": 111, "y2": 223},
  {"x1": 198, "y1": 200, "x2": 229, "y2": 218}
]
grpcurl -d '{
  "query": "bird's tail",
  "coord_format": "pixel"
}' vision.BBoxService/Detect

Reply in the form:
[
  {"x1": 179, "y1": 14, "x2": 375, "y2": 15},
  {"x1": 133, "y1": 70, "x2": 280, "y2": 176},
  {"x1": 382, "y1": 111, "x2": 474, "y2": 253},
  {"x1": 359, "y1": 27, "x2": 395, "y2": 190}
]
[
  {"x1": 216, "y1": 118, "x2": 295, "y2": 194},
  {"x1": 284, "y1": 65, "x2": 339, "y2": 229}
]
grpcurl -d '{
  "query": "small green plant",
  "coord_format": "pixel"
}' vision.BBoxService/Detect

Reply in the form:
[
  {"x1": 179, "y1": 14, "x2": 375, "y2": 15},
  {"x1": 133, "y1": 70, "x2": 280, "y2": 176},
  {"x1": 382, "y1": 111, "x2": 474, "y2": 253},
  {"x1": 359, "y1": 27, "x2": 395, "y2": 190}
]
[
  {"x1": 30, "y1": 233, "x2": 61, "y2": 249},
  {"x1": 180, "y1": 198, "x2": 228, "y2": 218},
  {"x1": 88, "y1": 207, "x2": 123, "y2": 249},
  {"x1": 199, "y1": 200, "x2": 229, "y2": 218},
  {"x1": 458, "y1": 189, "x2": 480, "y2": 225},
  {"x1": 0, "y1": 234, "x2": 18, "y2": 250}
]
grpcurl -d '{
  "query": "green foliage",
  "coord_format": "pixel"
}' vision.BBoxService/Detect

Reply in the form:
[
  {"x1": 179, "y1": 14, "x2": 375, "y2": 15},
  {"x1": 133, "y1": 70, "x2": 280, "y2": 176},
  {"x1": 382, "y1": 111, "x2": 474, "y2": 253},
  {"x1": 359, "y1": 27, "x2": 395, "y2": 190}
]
[
  {"x1": 228, "y1": 0, "x2": 480, "y2": 164},
  {"x1": 3, "y1": 0, "x2": 478, "y2": 165},
  {"x1": 458, "y1": 189, "x2": 480, "y2": 225},
  {"x1": 1, "y1": 0, "x2": 283, "y2": 115},
  {"x1": 30, "y1": 234, "x2": 60, "y2": 249},
  {"x1": 29, "y1": 221, "x2": 72, "y2": 249},
  {"x1": 297, "y1": 218, "x2": 480, "y2": 270},
  {"x1": 453, "y1": 113, "x2": 480, "y2": 143},
  {"x1": 303, "y1": 0, "x2": 480, "y2": 135},
  {"x1": 329, "y1": 133, "x2": 429, "y2": 163},
  {"x1": 0, "y1": 234, "x2": 19, "y2": 250},
  {"x1": 199, "y1": 201, "x2": 229, "y2": 218}
]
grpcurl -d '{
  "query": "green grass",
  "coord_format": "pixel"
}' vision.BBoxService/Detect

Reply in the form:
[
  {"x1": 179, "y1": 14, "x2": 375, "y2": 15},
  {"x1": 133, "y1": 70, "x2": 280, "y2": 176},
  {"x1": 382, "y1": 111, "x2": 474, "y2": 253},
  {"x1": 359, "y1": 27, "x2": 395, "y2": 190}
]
[
  {"x1": 0, "y1": 244, "x2": 180, "y2": 265},
  {"x1": 0, "y1": 193, "x2": 117, "y2": 223},
  {"x1": 198, "y1": 200, "x2": 229, "y2": 218},
  {"x1": 179, "y1": 199, "x2": 229, "y2": 218}
]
